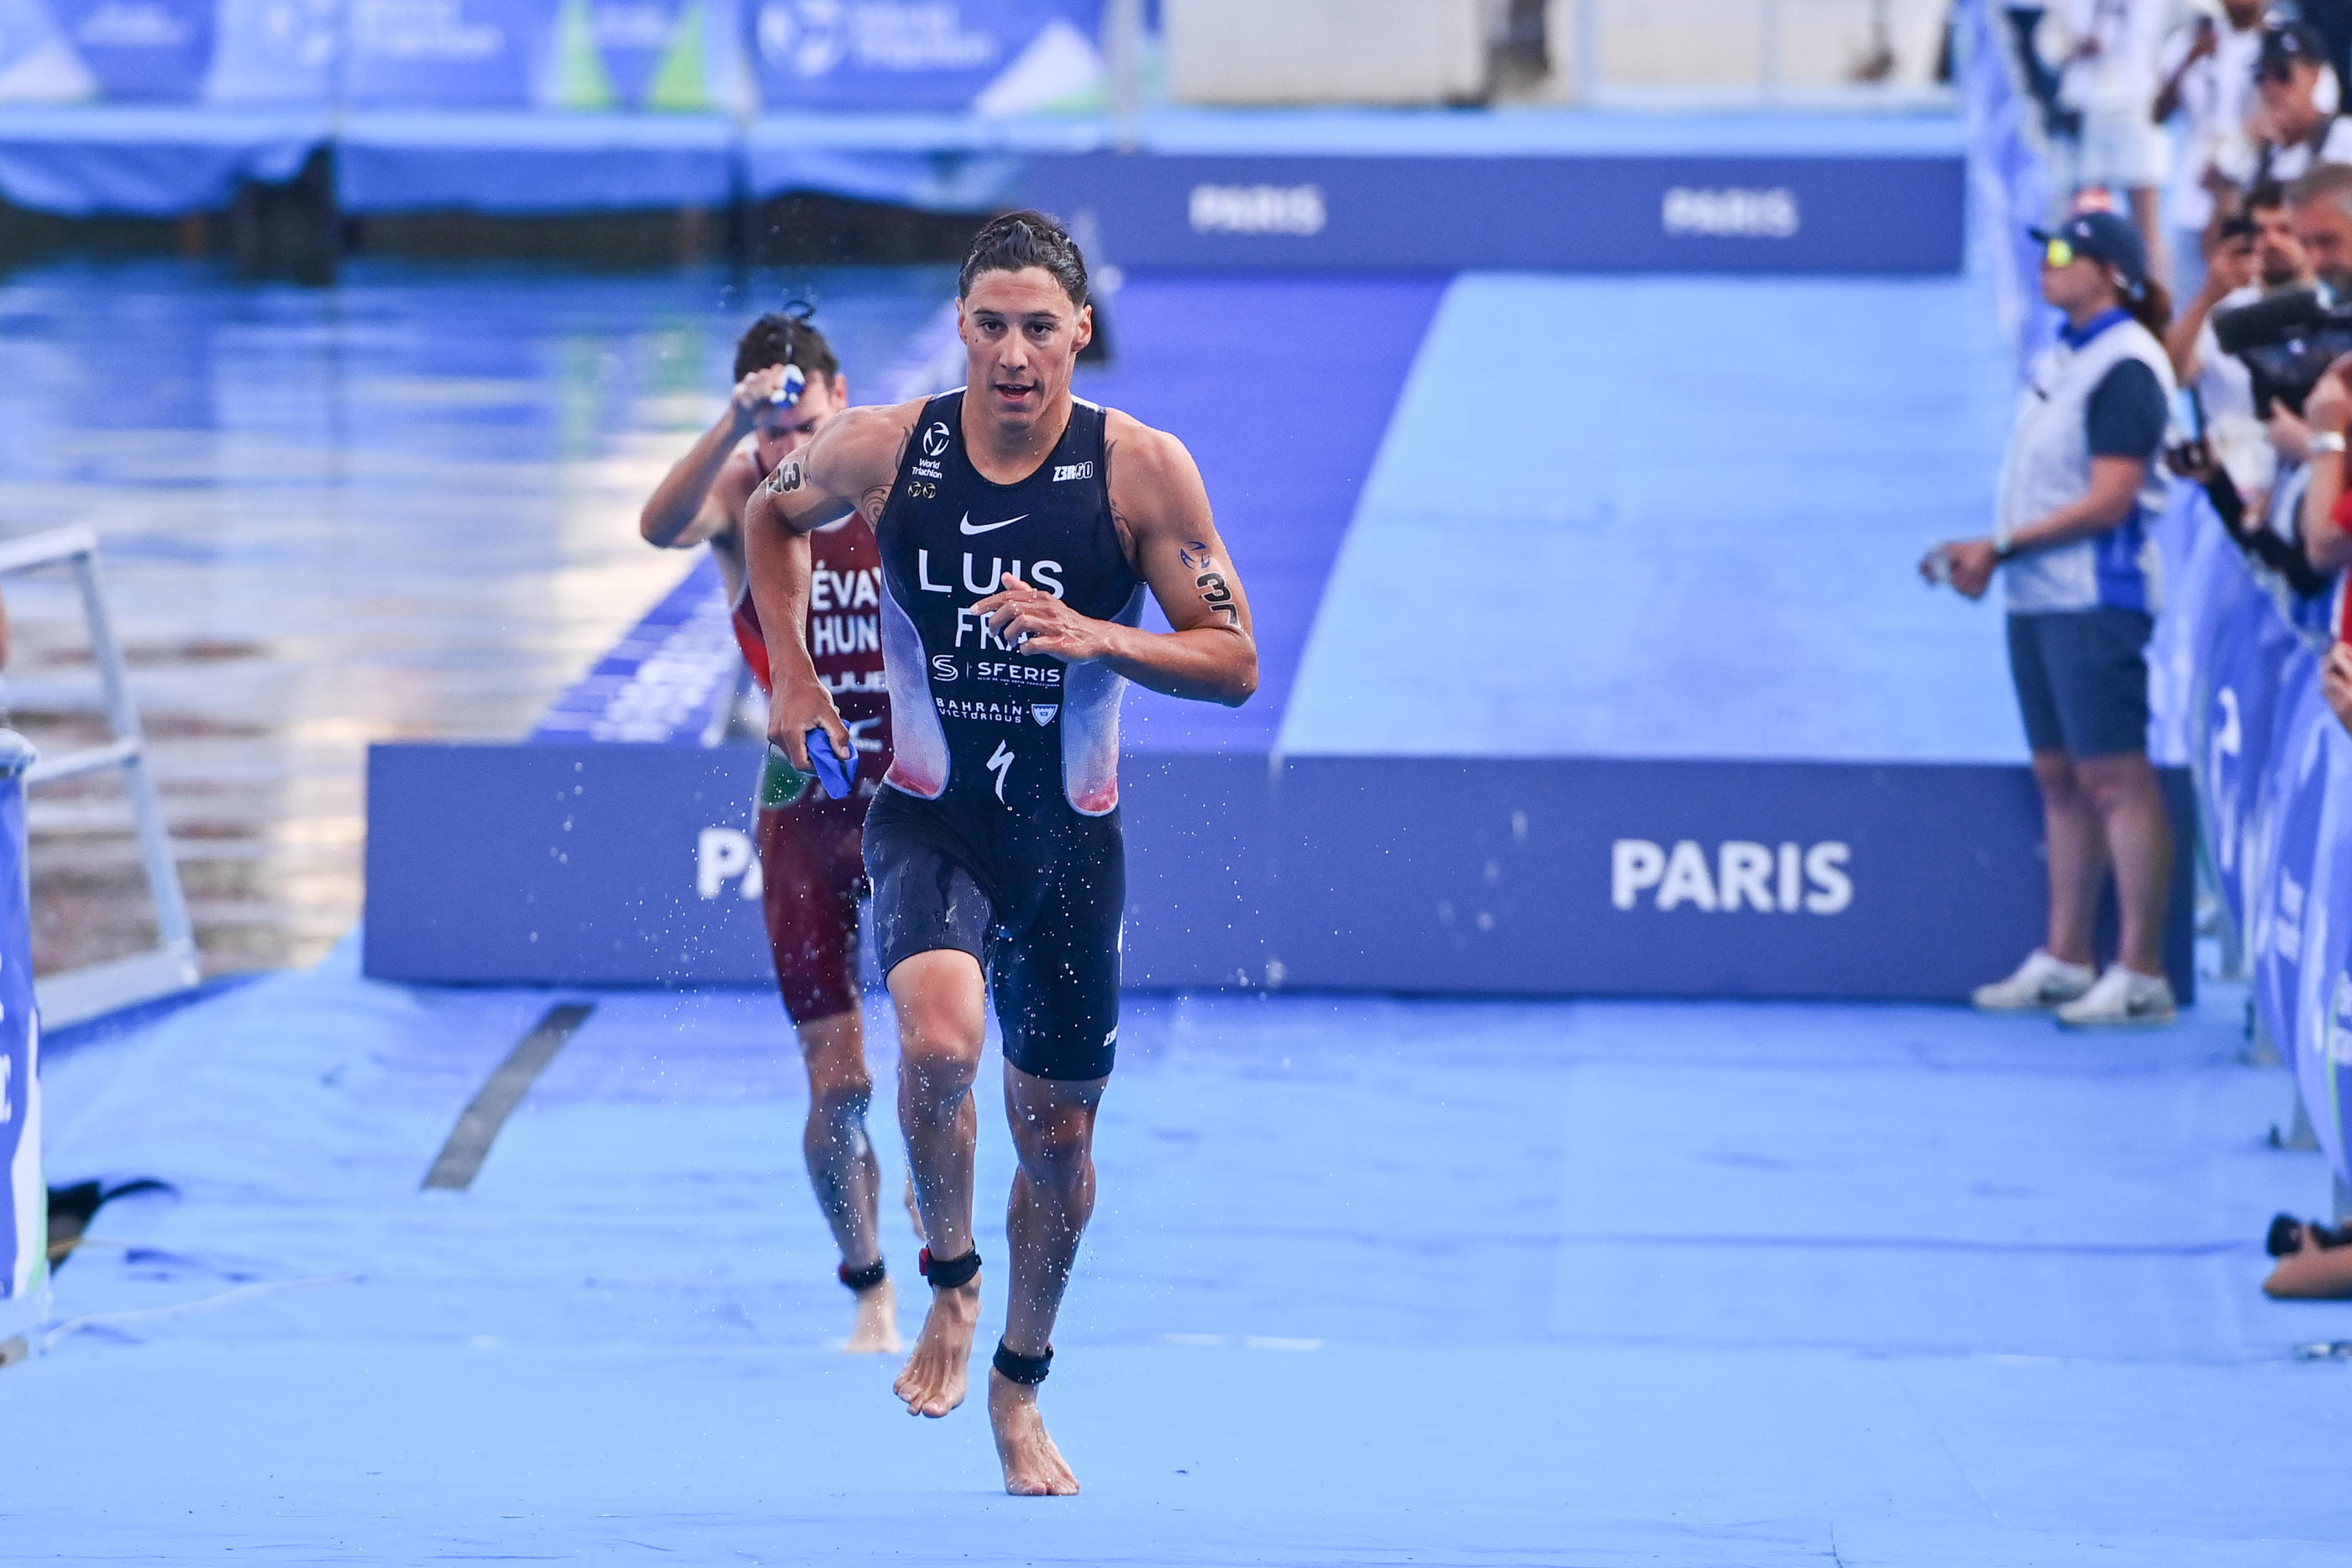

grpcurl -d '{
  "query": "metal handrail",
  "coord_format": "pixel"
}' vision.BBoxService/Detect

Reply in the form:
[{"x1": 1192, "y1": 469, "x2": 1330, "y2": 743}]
[{"x1": 0, "y1": 527, "x2": 199, "y2": 1028}]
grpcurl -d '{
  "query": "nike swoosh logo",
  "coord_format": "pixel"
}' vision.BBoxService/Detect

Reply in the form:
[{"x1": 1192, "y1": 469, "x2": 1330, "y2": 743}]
[{"x1": 959, "y1": 513, "x2": 1026, "y2": 536}]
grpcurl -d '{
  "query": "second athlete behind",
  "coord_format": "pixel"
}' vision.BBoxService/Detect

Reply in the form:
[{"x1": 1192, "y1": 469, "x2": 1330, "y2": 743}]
[{"x1": 638, "y1": 308, "x2": 907, "y2": 1352}]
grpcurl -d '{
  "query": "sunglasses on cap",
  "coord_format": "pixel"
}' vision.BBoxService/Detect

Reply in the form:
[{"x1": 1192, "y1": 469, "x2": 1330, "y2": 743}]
[{"x1": 2043, "y1": 237, "x2": 2079, "y2": 268}]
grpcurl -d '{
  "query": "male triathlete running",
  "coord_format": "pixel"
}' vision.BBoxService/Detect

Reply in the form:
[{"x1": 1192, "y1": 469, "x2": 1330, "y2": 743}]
[
  {"x1": 639, "y1": 308, "x2": 904, "y2": 1354},
  {"x1": 743, "y1": 212, "x2": 1257, "y2": 1495}
]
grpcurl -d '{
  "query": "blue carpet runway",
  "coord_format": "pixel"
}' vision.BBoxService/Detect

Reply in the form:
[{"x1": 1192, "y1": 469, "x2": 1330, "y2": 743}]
[{"x1": 7, "y1": 949, "x2": 2350, "y2": 1562}]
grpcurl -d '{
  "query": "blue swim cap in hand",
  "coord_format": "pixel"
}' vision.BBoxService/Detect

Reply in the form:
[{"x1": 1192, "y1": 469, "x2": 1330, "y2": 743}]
[{"x1": 804, "y1": 727, "x2": 853, "y2": 800}]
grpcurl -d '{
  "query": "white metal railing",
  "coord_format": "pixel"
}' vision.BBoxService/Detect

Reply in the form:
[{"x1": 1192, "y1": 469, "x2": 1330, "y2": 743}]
[{"x1": 0, "y1": 527, "x2": 200, "y2": 1028}]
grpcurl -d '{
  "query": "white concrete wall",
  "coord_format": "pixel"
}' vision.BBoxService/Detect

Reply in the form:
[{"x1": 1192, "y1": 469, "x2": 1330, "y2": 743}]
[
  {"x1": 1164, "y1": 0, "x2": 1495, "y2": 106},
  {"x1": 1163, "y1": 0, "x2": 1951, "y2": 106}
]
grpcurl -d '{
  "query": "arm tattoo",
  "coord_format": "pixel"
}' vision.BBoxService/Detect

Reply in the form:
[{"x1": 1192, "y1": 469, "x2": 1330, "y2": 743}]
[{"x1": 1194, "y1": 563, "x2": 1239, "y2": 627}]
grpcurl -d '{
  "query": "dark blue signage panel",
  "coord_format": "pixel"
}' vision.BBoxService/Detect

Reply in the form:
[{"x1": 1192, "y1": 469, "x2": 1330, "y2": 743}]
[
  {"x1": 1022, "y1": 152, "x2": 1963, "y2": 274},
  {"x1": 365, "y1": 743, "x2": 2190, "y2": 1001}
]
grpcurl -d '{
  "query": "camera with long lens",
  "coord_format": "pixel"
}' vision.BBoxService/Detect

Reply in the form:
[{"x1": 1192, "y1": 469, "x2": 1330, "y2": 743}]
[{"x1": 2213, "y1": 286, "x2": 2352, "y2": 415}]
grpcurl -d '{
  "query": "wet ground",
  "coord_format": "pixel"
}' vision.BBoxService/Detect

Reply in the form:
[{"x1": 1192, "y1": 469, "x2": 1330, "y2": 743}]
[{"x1": 0, "y1": 260, "x2": 949, "y2": 977}]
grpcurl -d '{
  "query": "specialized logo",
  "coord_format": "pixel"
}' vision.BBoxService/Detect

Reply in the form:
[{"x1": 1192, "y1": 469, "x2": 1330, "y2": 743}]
[
  {"x1": 959, "y1": 512, "x2": 1026, "y2": 536},
  {"x1": 1053, "y1": 462, "x2": 1094, "y2": 482},
  {"x1": 987, "y1": 741, "x2": 1015, "y2": 803},
  {"x1": 1030, "y1": 704, "x2": 1059, "y2": 726},
  {"x1": 921, "y1": 421, "x2": 952, "y2": 459},
  {"x1": 931, "y1": 654, "x2": 959, "y2": 682}
]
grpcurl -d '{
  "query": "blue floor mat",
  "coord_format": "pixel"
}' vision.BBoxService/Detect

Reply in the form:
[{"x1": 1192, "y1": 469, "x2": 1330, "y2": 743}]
[{"x1": 8, "y1": 947, "x2": 2351, "y2": 1560}]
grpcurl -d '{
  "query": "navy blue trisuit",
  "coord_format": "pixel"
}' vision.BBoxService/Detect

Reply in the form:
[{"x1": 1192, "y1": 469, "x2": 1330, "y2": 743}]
[{"x1": 863, "y1": 390, "x2": 1143, "y2": 1081}]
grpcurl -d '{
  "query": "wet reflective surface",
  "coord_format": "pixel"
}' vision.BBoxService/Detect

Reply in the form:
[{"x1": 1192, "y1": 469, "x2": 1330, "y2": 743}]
[{"x1": 0, "y1": 260, "x2": 951, "y2": 975}]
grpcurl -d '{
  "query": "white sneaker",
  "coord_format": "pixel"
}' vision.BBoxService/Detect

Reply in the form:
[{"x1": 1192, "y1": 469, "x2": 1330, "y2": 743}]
[
  {"x1": 2055, "y1": 964, "x2": 2178, "y2": 1029},
  {"x1": 1971, "y1": 949, "x2": 2097, "y2": 1012}
]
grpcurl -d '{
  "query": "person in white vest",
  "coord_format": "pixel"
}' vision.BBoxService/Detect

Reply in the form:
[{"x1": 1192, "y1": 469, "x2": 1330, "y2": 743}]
[{"x1": 1923, "y1": 210, "x2": 2181, "y2": 1027}]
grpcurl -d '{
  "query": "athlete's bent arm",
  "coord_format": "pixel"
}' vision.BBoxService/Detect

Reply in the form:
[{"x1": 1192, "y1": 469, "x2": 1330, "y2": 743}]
[
  {"x1": 976, "y1": 420, "x2": 1257, "y2": 706},
  {"x1": 643, "y1": 364, "x2": 790, "y2": 548},
  {"x1": 743, "y1": 401, "x2": 916, "y2": 766}
]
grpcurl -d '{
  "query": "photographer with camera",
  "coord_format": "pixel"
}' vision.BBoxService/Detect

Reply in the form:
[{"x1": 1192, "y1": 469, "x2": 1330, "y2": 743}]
[
  {"x1": 2265, "y1": 166, "x2": 2352, "y2": 590},
  {"x1": 1922, "y1": 212, "x2": 2179, "y2": 1027},
  {"x1": 2167, "y1": 186, "x2": 2312, "y2": 506}
]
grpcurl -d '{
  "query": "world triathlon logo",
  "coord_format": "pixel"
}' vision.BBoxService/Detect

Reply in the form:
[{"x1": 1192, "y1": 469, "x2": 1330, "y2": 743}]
[{"x1": 754, "y1": 1, "x2": 1000, "y2": 77}]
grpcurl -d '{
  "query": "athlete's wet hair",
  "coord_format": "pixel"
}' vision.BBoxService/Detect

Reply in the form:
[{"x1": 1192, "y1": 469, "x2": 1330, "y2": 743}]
[
  {"x1": 735, "y1": 304, "x2": 839, "y2": 383},
  {"x1": 958, "y1": 210, "x2": 1088, "y2": 311}
]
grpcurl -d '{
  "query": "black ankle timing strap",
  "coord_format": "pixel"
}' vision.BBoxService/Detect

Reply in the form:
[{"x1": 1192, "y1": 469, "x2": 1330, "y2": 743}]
[
  {"x1": 837, "y1": 1258, "x2": 887, "y2": 1293},
  {"x1": 993, "y1": 1340, "x2": 1052, "y2": 1386},
  {"x1": 917, "y1": 1246, "x2": 981, "y2": 1289}
]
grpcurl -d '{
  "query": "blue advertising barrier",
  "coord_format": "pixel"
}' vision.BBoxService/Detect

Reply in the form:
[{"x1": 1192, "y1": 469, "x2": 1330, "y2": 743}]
[
  {"x1": 0, "y1": 735, "x2": 44, "y2": 1345},
  {"x1": 363, "y1": 741, "x2": 2197, "y2": 1001},
  {"x1": 2163, "y1": 496, "x2": 2352, "y2": 1199},
  {"x1": 2289, "y1": 717, "x2": 2352, "y2": 1188},
  {"x1": 1022, "y1": 150, "x2": 1965, "y2": 275}
]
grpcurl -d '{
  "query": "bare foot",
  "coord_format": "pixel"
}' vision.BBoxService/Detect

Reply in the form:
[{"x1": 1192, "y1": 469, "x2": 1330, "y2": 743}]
[
  {"x1": 2265, "y1": 1234, "x2": 2352, "y2": 1298},
  {"x1": 989, "y1": 1369, "x2": 1079, "y2": 1496},
  {"x1": 892, "y1": 1278, "x2": 979, "y2": 1416},
  {"x1": 844, "y1": 1277, "x2": 902, "y2": 1354}
]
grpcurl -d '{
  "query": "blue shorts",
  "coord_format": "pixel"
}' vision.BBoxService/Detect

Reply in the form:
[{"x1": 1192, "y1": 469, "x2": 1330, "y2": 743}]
[
  {"x1": 864, "y1": 785, "x2": 1124, "y2": 1082},
  {"x1": 2006, "y1": 608, "x2": 2154, "y2": 760}
]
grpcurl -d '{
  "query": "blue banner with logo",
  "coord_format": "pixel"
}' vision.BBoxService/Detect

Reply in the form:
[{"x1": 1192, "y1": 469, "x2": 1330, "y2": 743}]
[
  {"x1": 2191, "y1": 543, "x2": 2309, "y2": 950},
  {"x1": 0, "y1": 761, "x2": 45, "y2": 1334},
  {"x1": 342, "y1": 0, "x2": 554, "y2": 108},
  {"x1": 2291, "y1": 717, "x2": 2352, "y2": 1187},
  {"x1": 2251, "y1": 660, "x2": 2328, "y2": 1067},
  {"x1": 45, "y1": 0, "x2": 215, "y2": 101},
  {"x1": 744, "y1": 0, "x2": 1099, "y2": 113}
]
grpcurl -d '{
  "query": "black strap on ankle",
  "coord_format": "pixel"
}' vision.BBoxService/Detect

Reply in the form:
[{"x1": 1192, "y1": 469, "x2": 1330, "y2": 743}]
[
  {"x1": 917, "y1": 1246, "x2": 980, "y2": 1289},
  {"x1": 993, "y1": 1340, "x2": 1052, "y2": 1386},
  {"x1": 837, "y1": 1258, "x2": 887, "y2": 1293}
]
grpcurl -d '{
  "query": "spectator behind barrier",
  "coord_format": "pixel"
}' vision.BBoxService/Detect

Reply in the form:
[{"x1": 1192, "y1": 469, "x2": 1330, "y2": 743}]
[
  {"x1": 2247, "y1": 23, "x2": 2352, "y2": 191},
  {"x1": 2054, "y1": 0, "x2": 2176, "y2": 281},
  {"x1": 2152, "y1": 0, "x2": 2267, "y2": 296},
  {"x1": 2289, "y1": 165, "x2": 2352, "y2": 593},
  {"x1": 2328, "y1": 639, "x2": 2352, "y2": 732},
  {"x1": 1921, "y1": 211, "x2": 2180, "y2": 1029}
]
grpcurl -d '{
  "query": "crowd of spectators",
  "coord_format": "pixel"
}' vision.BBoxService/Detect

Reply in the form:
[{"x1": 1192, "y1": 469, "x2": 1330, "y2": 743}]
[
  {"x1": 2004, "y1": 5, "x2": 2352, "y2": 721},
  {"x1": 1992, "y1": 3, "x2": 2352, "y2": 1293}
]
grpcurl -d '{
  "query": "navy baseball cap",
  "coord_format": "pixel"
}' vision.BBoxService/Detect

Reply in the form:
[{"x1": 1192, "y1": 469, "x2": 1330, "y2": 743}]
[
  {"x1": 2260, "y1": 21, "x2": 2328, "y2": 76},
  {"x1": 2030, "y1": 211, "x2": 2150, "y2": 295}
]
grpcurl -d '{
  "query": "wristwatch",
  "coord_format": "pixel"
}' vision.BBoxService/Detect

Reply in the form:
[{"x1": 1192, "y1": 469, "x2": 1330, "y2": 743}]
[
  {"x1": 1992, "y1": 537, "x2": 2018, "y2": 563},
  {"x1": 2314, "y1": 431, "x2": 2349, "y2": 456}
]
